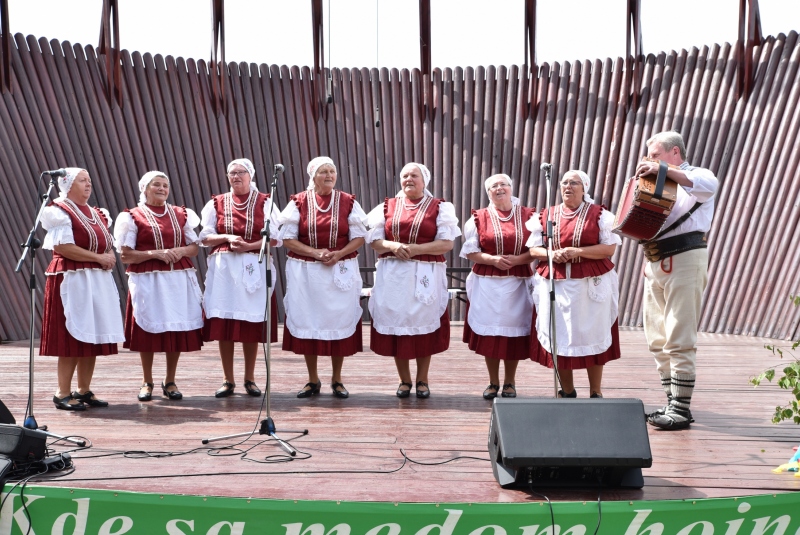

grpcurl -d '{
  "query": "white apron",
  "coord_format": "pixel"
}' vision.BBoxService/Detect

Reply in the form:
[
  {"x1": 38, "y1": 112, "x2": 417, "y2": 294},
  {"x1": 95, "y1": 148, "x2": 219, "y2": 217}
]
[
  {"x1": 60, "y1": 269, "x2": 125, "y2": 344},
  {"x1": 284, "y1": 257, "x2": 362, "y2": 340},
  {"x1": 368, "y1": 258, "x2": 448, "y2": 336},
  {"x1": 128, "y1": 270, "x2": 203, "y2": 333}
]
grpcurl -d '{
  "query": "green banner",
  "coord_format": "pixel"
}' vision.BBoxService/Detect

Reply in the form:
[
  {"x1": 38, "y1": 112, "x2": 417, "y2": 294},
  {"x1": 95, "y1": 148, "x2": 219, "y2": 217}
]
[{"x1": 1, "y1": 486, "x2": 799, "y2": 535}]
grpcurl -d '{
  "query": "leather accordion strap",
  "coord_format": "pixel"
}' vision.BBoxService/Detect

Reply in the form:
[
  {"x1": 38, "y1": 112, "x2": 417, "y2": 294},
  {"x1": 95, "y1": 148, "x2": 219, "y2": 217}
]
[
  {"x1": 654, "y1": 160, "x2": 669, "y2": 199},
  {"x1": 641, "y1": 231, "x2": 707, "y2": 263},
  {"x1": 648, "y1": 201, "x2": 702, "y2": 242}
]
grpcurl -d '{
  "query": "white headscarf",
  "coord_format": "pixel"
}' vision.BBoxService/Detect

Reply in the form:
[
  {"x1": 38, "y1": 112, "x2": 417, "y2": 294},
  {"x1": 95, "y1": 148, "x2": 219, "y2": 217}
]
[
  {"x1": 57, "y1": 168, "x2": 86, "y2": 200},
  {"x1": 227, "y1": 158, "x2": 257, "y2": 192},
  {"x1": 395, "y1": 162, "x2": 433, "y2": 198},
  {"x1": 563, "y1": 170, "x2": 593, "y2": 203},
  {"x1": 484, "y1": 173, "x2": 520, "y2": 206},
  {"x1": 306, "y1": 156, "x2": 336, "y2": 190},
  {"x1": 484, "y1": 173, "x2": 513, "y2": 192},
  {"x1": 138, "y1": 171, "x2": 168, "y2": 205}
]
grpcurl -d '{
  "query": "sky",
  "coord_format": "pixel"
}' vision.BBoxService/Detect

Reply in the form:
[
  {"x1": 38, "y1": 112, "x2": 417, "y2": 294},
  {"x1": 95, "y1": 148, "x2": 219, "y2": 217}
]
[{"x1": 6, "y1": 0, "x2": 800, "y2": 70}]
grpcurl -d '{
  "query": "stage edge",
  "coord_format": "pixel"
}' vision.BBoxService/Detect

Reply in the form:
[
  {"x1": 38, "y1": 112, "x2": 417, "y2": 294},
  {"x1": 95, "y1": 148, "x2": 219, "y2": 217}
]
[{"x1": 1, "y1": 487, "x2": 799, "y2": 534}]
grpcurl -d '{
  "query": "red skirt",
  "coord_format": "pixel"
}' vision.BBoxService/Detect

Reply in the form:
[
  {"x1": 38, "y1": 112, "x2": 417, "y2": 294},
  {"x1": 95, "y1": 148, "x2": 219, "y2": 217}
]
[
  {"x1": 463, "y1": 302, "x2": 530, "y2": 360},
  {"x1": 370, "y1": 310, "x2": 450, "y2": 359},
  {"x1": 203, "y1": 293, "x2": 279, "y2": 344},
  {"x1": 529, "y1": 308, "x2": 621, "y2": 369},
  {"x1": 283, "y1": 320, "x2": 363, "y2": 357},
  {"x1": 39, "y1": 274, "x2": 119, "y2": 358},
  {"x1": 123, "y1": 294, "x2": 203, "y2": 353}
]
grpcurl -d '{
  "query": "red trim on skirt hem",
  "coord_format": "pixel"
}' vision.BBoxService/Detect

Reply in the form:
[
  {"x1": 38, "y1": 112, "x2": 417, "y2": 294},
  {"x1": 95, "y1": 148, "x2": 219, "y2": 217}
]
[
  {"x1": 529, "y1": 309, "x2": 621, "y2": 369},
  {"x1": 370, "y1": 310, "x2": 450, "y2": 359},
  {"x1": 462, "y1": 300, "x2": 530, "y2": 360},
  {"x1": 203, "y1": 294, "x2": 279, "y2": 343},
  {"x1": 282, "y1": 320, "x2": 363, "y2": 357},
  {"x1": 39, "y1": 274, "x2": 119, "y2": 357},
  {"x1": 123, "y1": 294, "x2": 203, "y2": 352}
]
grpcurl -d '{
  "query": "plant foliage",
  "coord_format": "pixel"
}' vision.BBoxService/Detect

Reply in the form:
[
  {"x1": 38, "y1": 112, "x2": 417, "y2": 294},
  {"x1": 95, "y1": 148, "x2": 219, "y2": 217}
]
[{"x1": 750, "y1": 295, "x2": 800, "y2": 424}]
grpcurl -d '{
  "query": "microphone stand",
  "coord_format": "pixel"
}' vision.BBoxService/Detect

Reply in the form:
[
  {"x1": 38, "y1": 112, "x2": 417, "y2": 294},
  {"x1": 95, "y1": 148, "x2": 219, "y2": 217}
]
[
  {"x1": 202, "y1": 165, "x2": 306, "y2": 455},
  {"x1": 541, "y1": 166, "x2": 560, "y2": 398},
  {"x1": 14, "y1": 173, "x2": 86, "y2": 446}
]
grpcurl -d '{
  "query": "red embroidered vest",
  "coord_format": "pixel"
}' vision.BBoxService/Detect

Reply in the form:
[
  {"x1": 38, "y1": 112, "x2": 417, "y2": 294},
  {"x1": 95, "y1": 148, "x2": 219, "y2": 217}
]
[
  {"x1": 209, "y1": 191, "x2": 270, "y2": 255},
  {"x1": 535, "y1": 203, "x2": 614, "y2": 280},
  {"x1": 471, "y1": 205, "x2": 534, "y2": 278},
  {"x1": 287, "y1": 190, "x2": 359, "y2": 262},
  {"x1": 46, "y1": 201, "x2": 114, "y2": 274},
  {"x1": 379, "y1": 196, "x2": 445, "y2": 263},
  {"x1": 125, "y1": 204, "x2": 195, "y2": 273}
]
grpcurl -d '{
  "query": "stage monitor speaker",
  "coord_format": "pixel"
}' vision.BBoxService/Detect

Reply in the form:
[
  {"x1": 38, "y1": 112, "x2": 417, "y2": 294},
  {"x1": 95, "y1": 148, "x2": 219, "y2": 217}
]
[
  {"x1": 0, "y1": 400, "x2": 14, "y2": 425},
  {"x1": 488, "y1": 398, "x2": 652, "y2": 489},
  {"x1": 0, "y1": 424, "x2": 47, "y2": 462}
]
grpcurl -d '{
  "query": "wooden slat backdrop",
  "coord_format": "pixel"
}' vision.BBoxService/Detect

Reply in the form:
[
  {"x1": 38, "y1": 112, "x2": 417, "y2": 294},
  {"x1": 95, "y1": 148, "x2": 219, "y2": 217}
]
[{"x1": 1, "y1": 31, "x2": 799, "y2": 342}]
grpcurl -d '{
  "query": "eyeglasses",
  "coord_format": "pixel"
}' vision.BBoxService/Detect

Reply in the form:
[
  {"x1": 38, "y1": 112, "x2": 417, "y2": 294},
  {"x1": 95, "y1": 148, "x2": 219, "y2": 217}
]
[
  {"x1": 560, "y1": 180, "x2": 582, "y2": 187},
  {"x1": 228, "y1": 171, "x2": 249, "y2": 177},
  {"x1": 489, "y1": 183, "x2": 510, "y2": 190}
]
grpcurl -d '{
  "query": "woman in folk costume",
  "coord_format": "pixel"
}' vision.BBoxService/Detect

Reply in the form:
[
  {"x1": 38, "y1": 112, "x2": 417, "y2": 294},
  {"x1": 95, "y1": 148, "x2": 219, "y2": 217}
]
[
  {"x1": 115, "y1": 171, "x2": 204, "y2": 402},
  {"x1": 40, "y1": 168, "x2": 125, "y2": 410},
  {"x1": 366, "y1": 163, "x2": 461, "y2": 398},
  {"x1": 528, "y1": 170, "x2": 622, "y2": 398},
  {"x1": 460, "y1": 174, "x2": 536, "y2": 400},
  {"x1": 278, "y1": 157, "x2": 368, "y2": 399},
  {"x1": 200, "y1": 158, "x2": 281, "y2": 398}
]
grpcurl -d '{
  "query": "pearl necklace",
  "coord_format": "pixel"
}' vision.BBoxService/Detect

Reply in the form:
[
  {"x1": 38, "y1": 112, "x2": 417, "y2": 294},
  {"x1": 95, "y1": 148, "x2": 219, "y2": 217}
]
[
  {"x1": 140, "y1": 203, "x2": 168, "y2": 217},
  {"x1": 490, "y1": 203, "x2": 515, "y2": 222},
  {"x1": 63, "y1": 198, "x2": 98, "y2": 224},
  {"x1": 231, "y1": 189, "x2": 255, "y2": 210},
  {"x1": 560, "y1": 202, "x2": 584, "y2": 220},
  {"x1": 309, "y1": 190, "x2": 334, "y2": 213},
  {"x1": 402, "y1": 196, "x2": 425, "y2": 210}
]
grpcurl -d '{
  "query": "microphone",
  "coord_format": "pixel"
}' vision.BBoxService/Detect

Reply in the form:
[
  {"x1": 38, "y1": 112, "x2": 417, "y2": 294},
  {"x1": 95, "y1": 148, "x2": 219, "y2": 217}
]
[
  {"x1": 540, "y1": 163, "x2": 552, "y2": 172},
  {"x1": 42, "y1": 168, "x2": 67, "y2": 177},
  {"x1": 273, "y1": 164, "x2": 285, "y2": 174}
]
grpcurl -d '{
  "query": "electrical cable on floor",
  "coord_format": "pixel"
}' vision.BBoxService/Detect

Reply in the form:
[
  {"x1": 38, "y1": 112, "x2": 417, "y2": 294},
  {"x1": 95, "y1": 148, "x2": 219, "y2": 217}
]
[
  {"x1": 1, "y1": 457, "x2": 75, "y2": 535},
  {"x1": 528, "y1": 482, "x2": 556, "y2": 535},
  {"x1": 28, "y1": 446, "x2": 496, "y2": 483},
  {"x1": 33, "y1": 440, "x2": 504, "y2": 488},
  {"x1": 24, "y1": 452, "x2": 407, "y2": 484},
  {"x1": 51, "y1": 430, "x2": 307, "y2": 464},
  {"x1": 401, "y1": 449, "x2": 490, "y2": 465},
  {"x1": 592, "y1": 478, "x2": 603, "y2": 535}
]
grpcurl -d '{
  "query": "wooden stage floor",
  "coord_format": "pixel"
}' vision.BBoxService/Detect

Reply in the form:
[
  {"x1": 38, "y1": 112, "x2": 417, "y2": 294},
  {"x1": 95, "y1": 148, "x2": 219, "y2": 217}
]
[{"x1": 1, "y1": 325, "x2": 798, "y2": 503}]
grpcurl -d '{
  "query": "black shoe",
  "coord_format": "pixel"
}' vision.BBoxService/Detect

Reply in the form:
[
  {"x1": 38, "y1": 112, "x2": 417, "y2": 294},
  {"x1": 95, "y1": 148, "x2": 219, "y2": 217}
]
[
  {"x1": 648, "y1": 408, "x2": 694, "y2": 430},
  {"x1": 72, "y1": 391, "x2": 109, "y2": 408},
  {"x1": 297, "y1": 381, "x2": 321, "y2": 398},
  {"x1": 244, "y1": 380, "x2": 262, "y2": 397},
  {"x1": 138, "y1": 382, "x2": 154, "y2": 402},
  {"x1": 331, "y1": 382, "x2": 349, "y2": 399},
  {"x1": 215, "y1": 381, "x2": 235, "y2": 398},
  {"x1": 558, "y1": 389, "x2": 577, "y2": 398},
  {"x1": 416, "y1": 381, "x2": 430, "y2": 399},
  {"x1": 501, "y1": 383, "x2": 517, "y2": 398},
  {"x1": 483, "y1": 383, "x2": 499, "y2": 400},
  {"x1": 396, "y1": 382, "x2": 412, "y2": 398},
  {"x1": 162, "y1": 382, "x2": 183, "y2": 400},
  {"x1": 53, "y1": 394, "x2": 86, "y2": 411},
  {"x1": 590, "y1": 392, "x2": 603, "y2": 399}
]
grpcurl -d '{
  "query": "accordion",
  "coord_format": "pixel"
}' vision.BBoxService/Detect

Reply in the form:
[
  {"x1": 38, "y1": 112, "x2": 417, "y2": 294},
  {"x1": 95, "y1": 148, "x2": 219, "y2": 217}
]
[{"x1": 612, "y1": 158, "x2": 678, "y2": 241}]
